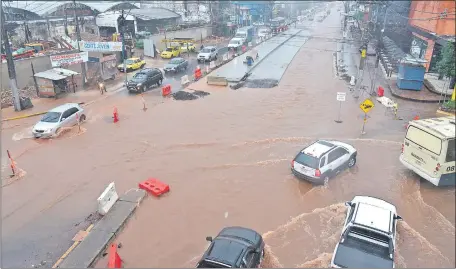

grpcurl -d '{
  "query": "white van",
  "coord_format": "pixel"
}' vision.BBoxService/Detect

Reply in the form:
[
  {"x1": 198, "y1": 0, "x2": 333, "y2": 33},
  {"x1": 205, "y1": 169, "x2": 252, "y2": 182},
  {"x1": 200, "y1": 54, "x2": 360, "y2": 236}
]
[{"x1": 399, "y1": 116, "x2": 455, "y2": 186}]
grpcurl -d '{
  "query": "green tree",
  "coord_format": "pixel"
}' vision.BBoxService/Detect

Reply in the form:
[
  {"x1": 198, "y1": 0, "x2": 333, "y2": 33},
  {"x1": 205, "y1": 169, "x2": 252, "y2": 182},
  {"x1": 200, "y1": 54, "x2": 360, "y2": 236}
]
[{"x1": 437, "y1": 41, "x2": 455, "y2": 79}]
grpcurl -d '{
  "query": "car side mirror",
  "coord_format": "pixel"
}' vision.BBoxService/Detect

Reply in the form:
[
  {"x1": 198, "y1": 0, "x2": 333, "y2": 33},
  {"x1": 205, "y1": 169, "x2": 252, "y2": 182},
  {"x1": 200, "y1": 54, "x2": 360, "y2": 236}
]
[
  {"x1": 344, "y1": 201, "x2": 353, "y2": 207},
  {"x1": 205, "y1": 236, "x2": 213, "y2": 242},
  {"x1": 394, "y1": 215, "x2": 403, "y2": 221},
  {"x1": 61, "y1": 117, "x2": 66, "y2": 122}
]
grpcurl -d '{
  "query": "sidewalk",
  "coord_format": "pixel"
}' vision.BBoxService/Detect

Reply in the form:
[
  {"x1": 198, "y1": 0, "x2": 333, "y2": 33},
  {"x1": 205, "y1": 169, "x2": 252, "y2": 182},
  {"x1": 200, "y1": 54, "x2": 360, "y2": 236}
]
[{"x1": 1, "y1": 79, "x2": 125, "y2": 121}]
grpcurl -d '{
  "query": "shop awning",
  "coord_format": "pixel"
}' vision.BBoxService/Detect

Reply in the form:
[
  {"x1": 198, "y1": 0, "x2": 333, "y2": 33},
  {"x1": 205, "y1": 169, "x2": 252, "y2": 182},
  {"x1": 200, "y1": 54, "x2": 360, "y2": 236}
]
[{"x1": 34, "y1": 68, "x2": 80, "y2": 80}]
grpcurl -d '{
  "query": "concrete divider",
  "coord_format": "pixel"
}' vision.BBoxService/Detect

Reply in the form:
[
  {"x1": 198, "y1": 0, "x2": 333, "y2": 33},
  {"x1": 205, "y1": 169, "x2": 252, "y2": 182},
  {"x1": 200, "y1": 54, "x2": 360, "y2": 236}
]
[
  {"x1": 207, "y1": 76, "x2": 228, "y2": 86},
  {"x1": 181, "y1": 75, "x2": 190, "y2": 85},
  {"x1": 58, "y1": 188, "x2": 146, "y2": 268}
]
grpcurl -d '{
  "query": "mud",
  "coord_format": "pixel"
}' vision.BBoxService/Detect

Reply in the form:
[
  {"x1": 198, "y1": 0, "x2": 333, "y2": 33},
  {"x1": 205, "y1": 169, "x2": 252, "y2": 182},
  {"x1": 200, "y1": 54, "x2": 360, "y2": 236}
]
[
  {"x1": 244, "y1": 79, "x2": 279, "y2": 89},
  {"x1": 172, "y1": 91, "x2": 199, "y2": 101},
  {"x1": 2, "y1": 4, "x2": 454, "y2": 269}
]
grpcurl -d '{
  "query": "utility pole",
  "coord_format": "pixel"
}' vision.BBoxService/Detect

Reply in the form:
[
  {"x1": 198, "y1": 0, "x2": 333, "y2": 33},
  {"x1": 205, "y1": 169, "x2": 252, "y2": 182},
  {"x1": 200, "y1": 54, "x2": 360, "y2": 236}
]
[
  {"x1": 23, "y1": 10, "x2": 30, "y2": 43},
  {"x1": 118, "y1": 10, "x2": 128, "y2": 85},
  {"x1": 1, "y1": 6, "x2": 21, "y2": 111},
  {"x1": 72, "y1": 0, "x2": 87, "y2": 88}
]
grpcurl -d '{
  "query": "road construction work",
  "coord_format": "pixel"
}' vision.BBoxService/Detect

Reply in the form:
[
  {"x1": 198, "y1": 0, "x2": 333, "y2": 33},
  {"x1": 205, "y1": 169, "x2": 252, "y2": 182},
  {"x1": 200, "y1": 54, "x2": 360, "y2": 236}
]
[
  {"x1": 1, "y1": 3, "x2": 454, "y2": 269},
  {"x1": 210, "y1": 29, "x2": 303, "y2": 83}
]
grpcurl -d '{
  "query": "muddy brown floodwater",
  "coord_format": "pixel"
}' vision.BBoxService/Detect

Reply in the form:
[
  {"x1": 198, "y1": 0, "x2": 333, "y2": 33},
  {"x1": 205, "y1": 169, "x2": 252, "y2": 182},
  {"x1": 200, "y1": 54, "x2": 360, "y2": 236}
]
[{"x1": 2, "y1": 5, "x2": 454, "y2": 269}]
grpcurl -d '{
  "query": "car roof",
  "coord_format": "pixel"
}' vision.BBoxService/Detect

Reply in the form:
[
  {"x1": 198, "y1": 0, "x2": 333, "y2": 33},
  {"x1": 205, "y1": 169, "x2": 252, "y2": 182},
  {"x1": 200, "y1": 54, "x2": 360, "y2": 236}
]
[
  {"x1": 137, "y1": 68, "x2": 159, "y2": 73},
  {"x1": 48, "y1": 103, "x2": 79, "y2": 113},
  {"x1": 128, "y1": 57, "x2": 139, "y2": 60},
  {"x1": 170, "y1": 57, "x2": 184, "y2": 61},
  {"x1": 302, "y1": 140, "x2": 336, "y2": 158},
  {"x1": 204, "y1": 46, "x2": 217, "y2": 49},
  {"x1": 205, "y1": 239, "x2": 245, "y2": 267},
  {"x1": 353, "y1": 203, "x2": 392, "y2": 233}
]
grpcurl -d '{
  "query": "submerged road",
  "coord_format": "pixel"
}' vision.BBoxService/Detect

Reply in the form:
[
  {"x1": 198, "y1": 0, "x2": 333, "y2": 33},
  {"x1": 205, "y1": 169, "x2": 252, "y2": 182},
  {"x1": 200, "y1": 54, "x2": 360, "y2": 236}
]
[{"x1": 1, "y1": 4, "x2": 454, "y2": 269}]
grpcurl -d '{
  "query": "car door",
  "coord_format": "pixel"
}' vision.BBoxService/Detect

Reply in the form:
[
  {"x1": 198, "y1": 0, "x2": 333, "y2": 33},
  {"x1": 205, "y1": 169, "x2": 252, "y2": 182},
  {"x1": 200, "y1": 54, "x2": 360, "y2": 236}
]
[
  {"x1": 147, "y1": 72, "x2": 155, "y2": 87},
  {"x1": 326, "y1": 148, "x2": 344, "y2": 173},
  {"x1": 60, "y1": 109, "x2": 72, "y2": 127},
  {"x1": 211, "y1": 48, "x2": 217, "y2": 57},
  {"x1": 66, "y1": 107, "x2": 79, "y2": 126},
  {"x1": 331, "y1": 148, "x2": 350, "y2": 171},
  {"x1": 243, "y1": 250, "x2": 256, "y2": 268}
]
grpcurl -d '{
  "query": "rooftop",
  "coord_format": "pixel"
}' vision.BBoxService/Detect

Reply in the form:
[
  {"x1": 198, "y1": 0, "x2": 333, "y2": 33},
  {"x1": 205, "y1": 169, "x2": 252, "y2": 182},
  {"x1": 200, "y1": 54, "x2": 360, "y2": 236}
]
[
  {"x1": 34, "y1": 68, "x2": 79, "y2": 80},
  {"x1": 302, "y1": 140, "x2": 335, "y2": 158},
  {"x1": 354, "y1": 203, "x2": 392, "y2": 233},
  {"x1": 414, "y1": 116, "x2": 456, "y2": 138},
  {"x1": 129, "y1": 8, "x2": 181, "y2": 20}
]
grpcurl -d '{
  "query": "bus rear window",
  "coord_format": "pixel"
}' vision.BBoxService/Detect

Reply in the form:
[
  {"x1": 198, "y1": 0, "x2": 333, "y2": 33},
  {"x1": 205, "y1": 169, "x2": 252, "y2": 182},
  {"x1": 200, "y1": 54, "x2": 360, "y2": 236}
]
[{"x1": 406, "y1": 126, "x2": 442, "y2": 155}]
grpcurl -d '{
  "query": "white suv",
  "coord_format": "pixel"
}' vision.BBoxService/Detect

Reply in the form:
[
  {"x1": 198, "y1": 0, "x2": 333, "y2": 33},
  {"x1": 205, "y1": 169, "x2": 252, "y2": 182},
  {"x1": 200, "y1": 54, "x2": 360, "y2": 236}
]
[
  {"x1": 291, "y1": 140, "x2": 357, "y2": 184},
  {"x1": 197, "y1": 46, "x2": 218, "y2": 62}
]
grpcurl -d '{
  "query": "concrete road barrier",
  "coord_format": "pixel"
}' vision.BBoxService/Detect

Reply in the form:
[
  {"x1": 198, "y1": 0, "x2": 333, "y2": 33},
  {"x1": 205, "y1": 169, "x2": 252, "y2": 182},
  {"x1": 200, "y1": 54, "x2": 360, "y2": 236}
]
[
  {"x1": 207, "y1": 75, "x2": 228, "y2": 86},
  {"x1": 181, "y1": 75, "x2": 190, "y2": 85},
  {"x1": 209, "y1": 61, "x2": 216, "y2": 69},
  {"x1": 97, "y1": 182, "x2": 119, "y2": 216}
]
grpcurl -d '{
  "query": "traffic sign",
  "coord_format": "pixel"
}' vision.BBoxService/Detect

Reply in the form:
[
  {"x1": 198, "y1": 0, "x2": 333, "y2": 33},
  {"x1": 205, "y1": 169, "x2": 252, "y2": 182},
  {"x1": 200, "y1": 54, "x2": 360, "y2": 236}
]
[
  {"x1": 337, "y1": 92, "x2": 346, "y2": 102},
  {"x1": 361, "y1": 49, "x2": 366, "y2": 58},
  {"x1": 359, "y1": 98, "x2": 374, "y2": 113}
]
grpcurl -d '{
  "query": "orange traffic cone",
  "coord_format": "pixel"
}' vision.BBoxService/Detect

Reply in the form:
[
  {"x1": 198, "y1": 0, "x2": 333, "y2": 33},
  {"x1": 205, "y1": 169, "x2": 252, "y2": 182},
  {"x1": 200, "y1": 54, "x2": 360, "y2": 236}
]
[{"x1": 107, "y1": 243, "x2": 122, "y2": 268}]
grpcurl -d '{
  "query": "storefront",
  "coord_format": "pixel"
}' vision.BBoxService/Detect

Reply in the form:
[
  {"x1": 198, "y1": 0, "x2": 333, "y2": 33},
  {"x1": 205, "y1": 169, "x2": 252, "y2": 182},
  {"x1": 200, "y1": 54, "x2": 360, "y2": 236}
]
[
  {"x1": 34, "y1": 68, "x2": 79, "y2": 98},
  {"x1": 410, "y1": 35, "x2": 428, "y2": 60}
]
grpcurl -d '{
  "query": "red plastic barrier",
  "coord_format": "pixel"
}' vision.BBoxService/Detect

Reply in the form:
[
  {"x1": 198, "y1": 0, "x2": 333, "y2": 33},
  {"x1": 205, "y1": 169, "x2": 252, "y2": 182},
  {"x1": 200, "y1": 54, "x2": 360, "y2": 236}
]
[
  {"x1": 162, "y1": 85, "x2": 171, "y2": 97},
  {"x1": 139, "y1": 178, "x2": 170, "y2": 197},
  {"x1": 194, "y1": 67, "x2": 202, "y2": 80},
  {"x1": 377, "y1": 86, "x2": 384, "y2": 97},
  {"x1": 113, "y1": 107, "x2": 119, "y2": 123},
  {"x1": 242, "y1": 45, "x2": 246, "y2": 52},
  {"x1": 107, "y1": 243, "x2": 122, "y2": 268}
]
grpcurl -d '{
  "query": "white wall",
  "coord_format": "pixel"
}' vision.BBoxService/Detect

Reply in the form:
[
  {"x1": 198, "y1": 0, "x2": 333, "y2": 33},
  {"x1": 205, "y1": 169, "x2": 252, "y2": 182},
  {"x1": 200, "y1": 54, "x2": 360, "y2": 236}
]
[{"x1": 149, "y1": 25, "x2": 213, "y2": 51}]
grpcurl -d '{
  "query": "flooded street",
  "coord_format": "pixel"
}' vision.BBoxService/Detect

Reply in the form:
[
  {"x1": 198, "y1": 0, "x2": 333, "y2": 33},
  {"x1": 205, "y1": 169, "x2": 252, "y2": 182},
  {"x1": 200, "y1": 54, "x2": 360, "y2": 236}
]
[{"x1": 1, "y1": 5, "x2": 454, "y2": 269}]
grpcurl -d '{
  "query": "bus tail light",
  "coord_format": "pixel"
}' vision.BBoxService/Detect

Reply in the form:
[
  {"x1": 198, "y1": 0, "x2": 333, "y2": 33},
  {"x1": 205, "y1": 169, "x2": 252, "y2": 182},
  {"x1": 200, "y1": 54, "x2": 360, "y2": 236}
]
[
  {"x1": 401, "y1": 144, "x2": 404, "y2": 153},
  {"x1": 315, "y1": 169, "x2": 321, "y2": 177}
]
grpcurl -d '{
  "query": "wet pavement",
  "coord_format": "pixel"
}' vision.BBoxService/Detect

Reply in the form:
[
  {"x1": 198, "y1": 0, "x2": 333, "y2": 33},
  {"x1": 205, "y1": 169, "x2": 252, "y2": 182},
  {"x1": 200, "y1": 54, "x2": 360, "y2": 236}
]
[
  {"x1": 212, "y1": 29, "x2": 302, "y2": 82},
  {"x1": 2, "y1": 4, "x2": 454, "y2": 269}
]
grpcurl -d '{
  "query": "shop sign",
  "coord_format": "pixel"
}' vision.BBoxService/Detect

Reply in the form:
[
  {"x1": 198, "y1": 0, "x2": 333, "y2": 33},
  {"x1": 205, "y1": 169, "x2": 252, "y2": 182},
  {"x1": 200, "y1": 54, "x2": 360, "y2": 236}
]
[
  {"x1": 79, "y1": 41, "x2": 123, "y2": 52},
  {"x1": 50, "y1": 51, "x2": 88, "y2": 67}
]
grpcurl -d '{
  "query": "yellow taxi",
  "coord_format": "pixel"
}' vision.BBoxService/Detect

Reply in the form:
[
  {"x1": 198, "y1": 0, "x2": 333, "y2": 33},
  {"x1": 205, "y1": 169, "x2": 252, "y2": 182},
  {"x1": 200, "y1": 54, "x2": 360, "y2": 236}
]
[
  {"x1": 180, "y1": 43, "x2": 196, "y2": 53},
  {"x1": 160, "y1": 46, "x2": 181, "y2": 59},
  {"x1": 117, "y1": 57, "x2": 146, "y2": 72}
]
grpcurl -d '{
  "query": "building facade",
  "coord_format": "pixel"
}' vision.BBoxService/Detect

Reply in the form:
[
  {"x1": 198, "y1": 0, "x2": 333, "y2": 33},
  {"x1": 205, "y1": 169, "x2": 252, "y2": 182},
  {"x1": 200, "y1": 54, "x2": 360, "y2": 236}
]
[{"x1": 408, "y1": 1, "x2": 456, "y2": 72}]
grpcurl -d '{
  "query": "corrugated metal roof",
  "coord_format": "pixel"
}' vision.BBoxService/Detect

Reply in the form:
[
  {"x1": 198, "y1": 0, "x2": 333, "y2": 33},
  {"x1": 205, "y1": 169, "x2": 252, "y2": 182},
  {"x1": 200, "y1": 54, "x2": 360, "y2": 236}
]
[
  {"x1": 129, "y1": 8, "x2": 181, "y2": 20},
  {"x1": 34, "y1": 68, "x2": 79, "y2": 80},
  {"x1": 10, "y1": 1, "x2": 140, "y2": 16}
]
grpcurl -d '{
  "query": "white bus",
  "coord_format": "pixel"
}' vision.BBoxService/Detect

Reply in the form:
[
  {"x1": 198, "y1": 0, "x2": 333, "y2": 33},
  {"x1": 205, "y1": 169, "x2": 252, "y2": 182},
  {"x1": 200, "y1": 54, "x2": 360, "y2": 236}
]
[{"x1": 399, "y1": 116, "x2": 455, "y2": 186}]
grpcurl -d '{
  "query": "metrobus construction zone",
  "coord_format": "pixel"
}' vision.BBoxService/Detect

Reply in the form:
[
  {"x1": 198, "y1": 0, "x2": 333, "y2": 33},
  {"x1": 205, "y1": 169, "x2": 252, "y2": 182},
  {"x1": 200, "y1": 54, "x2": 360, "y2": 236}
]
[{"x1": 54, "y1": 28, "x2": 302, "y2": 268}]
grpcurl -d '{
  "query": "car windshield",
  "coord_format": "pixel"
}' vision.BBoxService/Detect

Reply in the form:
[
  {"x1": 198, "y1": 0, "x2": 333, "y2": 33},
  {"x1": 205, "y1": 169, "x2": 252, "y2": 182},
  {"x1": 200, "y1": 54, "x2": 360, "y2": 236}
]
[
  {"x1": 169, "y1": 59, "x2": 181, "y2": 64},
  {"x1": 41, "y1": 112, "x2": 61, "y2": 123},
  {"x1": 197, "y1": 260, "x2": 229, "y2": 268},
  {"x1": 133, "y1": 73, "x2": 147, "y2": 79},
  {"x1": 294, "y1": 152, "x2": 319, "y2": 168},
  {"x1": 201, "y1": 48, "x2": 211, "y2": 53},
  {"x1": 125, "y1": 59, "x2": 135, "y2": 64},
  {"x1": 166, "y1": 48, "x2": 173, "y2": 52}
]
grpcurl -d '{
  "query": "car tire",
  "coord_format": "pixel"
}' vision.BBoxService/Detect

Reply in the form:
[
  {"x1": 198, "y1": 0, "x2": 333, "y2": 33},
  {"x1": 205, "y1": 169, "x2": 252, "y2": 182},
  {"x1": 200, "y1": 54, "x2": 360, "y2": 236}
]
[
  {"x1": 79, "y1": 114, "x2": 86, "y2": 123},
  {"x1": 214, "y1": 54, "x2": 218, "y2": 60},
  {"x1": 323, "y1": 175, "x2": 330, "y2": 185},
  {"x1": 158, "y1": 79, "x2": 163, "y2": 86},
  {"x1": 348, "y1": 155, "x2": 357, "y2": 168}
]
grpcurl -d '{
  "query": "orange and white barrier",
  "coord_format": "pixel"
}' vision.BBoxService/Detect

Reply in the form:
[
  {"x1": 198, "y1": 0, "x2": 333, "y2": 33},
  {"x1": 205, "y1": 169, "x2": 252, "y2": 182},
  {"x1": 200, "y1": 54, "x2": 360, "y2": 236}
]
[{"x1": 162, "y1": 85, "x2": 171, "y2": 97}]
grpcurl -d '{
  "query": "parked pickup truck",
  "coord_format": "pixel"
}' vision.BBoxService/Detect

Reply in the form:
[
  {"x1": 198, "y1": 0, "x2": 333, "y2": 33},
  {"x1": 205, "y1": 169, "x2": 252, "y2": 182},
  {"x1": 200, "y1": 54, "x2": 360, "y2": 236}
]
[{"x1": 330, "y1": 196, "x2": 402, "y2": 268}]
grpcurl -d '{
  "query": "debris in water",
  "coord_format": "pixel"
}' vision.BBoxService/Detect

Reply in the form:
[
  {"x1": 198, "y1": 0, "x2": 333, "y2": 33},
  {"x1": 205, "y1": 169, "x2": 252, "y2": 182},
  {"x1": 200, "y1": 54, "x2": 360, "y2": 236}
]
[
  {"x1": 244, "y1": 79, "x2": 279, "y2": 88},
  {"x1": 172, "y1": 91, "x2": 199, "y2": 101},
  {"x1": 192, "y1": 90, "x2": 210, "y2": 97},
  {"x1": 224, "y1": 212, "x2": 229, "y2": 218}
]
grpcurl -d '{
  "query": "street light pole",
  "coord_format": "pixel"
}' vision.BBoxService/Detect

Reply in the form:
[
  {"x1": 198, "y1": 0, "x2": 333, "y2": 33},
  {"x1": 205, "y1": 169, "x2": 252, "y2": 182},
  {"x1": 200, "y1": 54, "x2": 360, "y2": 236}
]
[{"x1": 73, "y1": 0, "x2": 87, "y2": 88}]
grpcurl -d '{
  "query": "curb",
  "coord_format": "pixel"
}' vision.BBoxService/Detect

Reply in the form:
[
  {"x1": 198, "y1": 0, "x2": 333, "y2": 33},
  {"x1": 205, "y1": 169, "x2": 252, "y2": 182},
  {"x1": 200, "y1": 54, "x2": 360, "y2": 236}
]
[
  {"x1": 2, "y1": 84, "x2": 125, "y2": 122},
  {"x1": 436, "y1": 109, "x2": 456, "y2": 117},
  {"x1": 57, "y1": 188, "x2": 146, "y2": 268},
  {"x1": 386, "y1": 83, "x2": 442, "y2": 103}
]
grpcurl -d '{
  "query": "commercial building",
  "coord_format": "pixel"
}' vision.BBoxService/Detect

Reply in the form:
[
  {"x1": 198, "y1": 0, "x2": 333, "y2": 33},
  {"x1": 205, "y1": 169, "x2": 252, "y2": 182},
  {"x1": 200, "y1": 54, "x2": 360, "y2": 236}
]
[{"x1": 408, "y1": 1, "x2": 456, "y2": 72}]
